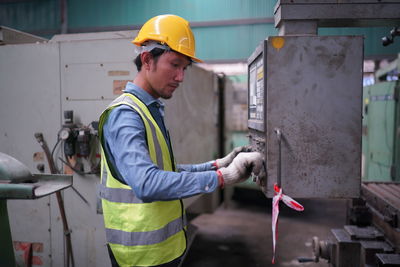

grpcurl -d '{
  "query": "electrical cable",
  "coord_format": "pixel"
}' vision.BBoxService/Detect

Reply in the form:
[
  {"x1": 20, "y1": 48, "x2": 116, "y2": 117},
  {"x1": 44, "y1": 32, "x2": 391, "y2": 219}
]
[{"x1": 51, "y1": 137, "x2": 62, "y2": 174}]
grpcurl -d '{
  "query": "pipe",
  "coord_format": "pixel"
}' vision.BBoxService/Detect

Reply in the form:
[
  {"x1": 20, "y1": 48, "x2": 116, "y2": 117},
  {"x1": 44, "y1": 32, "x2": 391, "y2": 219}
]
[
  {"x1": 34, "y1": 133, "x2": 75, "y2": 267},
  {"x1": 60, "y1": 0, "x2": 68, "y2": 34}
]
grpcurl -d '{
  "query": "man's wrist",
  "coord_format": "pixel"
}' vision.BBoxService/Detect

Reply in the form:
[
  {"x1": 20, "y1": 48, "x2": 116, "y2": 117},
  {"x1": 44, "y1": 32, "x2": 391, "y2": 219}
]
[
  {"x1": 212, "y1": 160, "x2": 219, "y2": 170},
  {"x1": 216, "y1": 170, "x2": 224, "y2": 189}
]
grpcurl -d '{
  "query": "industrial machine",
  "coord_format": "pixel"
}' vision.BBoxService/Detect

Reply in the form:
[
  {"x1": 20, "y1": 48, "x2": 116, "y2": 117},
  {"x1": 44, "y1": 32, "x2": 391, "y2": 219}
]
[
  {"x1": 308, "y1": 55, "x2": 400, "y2": 267},
  {"x1": 309, "y1": 181, "x2": 400, "y2": 266},
  {"x1": 246, "y1": 1, "x2": 400, "y2": 266},
  {"x1": 0, "y1": 152, "x2": 72, "y2": 267},
  {"x1": 247, "y1": 35, "x2": 362, "y2": 198}
]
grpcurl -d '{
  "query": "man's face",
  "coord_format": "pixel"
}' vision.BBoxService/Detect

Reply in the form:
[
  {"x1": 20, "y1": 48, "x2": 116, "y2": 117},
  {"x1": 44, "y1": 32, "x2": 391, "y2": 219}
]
[{"x1": 146, "y1": 51, "x2": 191, "y2": 99}]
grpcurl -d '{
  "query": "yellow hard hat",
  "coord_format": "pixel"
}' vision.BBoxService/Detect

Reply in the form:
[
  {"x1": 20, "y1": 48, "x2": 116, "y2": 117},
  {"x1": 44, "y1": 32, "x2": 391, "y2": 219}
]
[{"x1": 132, "y1": 14, "x2": 203, "y2": 63}]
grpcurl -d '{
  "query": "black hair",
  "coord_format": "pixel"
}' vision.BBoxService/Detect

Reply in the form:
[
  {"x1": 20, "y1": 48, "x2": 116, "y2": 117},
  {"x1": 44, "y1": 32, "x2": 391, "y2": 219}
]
[{"x1": 134, "y1": 48, "x2": 166, "y2": 71}]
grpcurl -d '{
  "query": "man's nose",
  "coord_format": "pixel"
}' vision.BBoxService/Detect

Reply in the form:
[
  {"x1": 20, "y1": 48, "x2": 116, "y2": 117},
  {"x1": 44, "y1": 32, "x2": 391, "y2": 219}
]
[{"x1": 175, "y1": 68, "x2": 185, "y2": 82}]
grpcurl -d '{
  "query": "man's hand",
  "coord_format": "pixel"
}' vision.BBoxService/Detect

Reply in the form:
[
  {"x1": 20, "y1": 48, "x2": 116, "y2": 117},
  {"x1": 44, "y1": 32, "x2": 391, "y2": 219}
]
[
  {"x1": 214, "y1": 146, "x2": 252, "y2": 169},
  {"x1": 217, "y1": 152, "x2": 264, "y2": 186}
]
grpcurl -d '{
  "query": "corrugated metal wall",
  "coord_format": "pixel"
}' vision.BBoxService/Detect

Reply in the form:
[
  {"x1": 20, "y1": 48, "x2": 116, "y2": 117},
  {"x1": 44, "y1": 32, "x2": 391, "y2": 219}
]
[
  {"x1": 0, "y1": 0, "x2": 60, "y2": 32},
  {"x1": 68, "y1": 0, "x2": 275, "y2": 27},
  {"x1": 0, "y1": 0, "x2": 399, "y2": 61}
]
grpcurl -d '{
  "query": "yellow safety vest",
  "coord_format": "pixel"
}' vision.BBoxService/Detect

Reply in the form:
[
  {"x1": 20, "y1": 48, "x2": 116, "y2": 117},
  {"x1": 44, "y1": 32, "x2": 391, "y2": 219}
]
[{"x1": 98, "y1": 93, "x2": 186, "y2": 267}]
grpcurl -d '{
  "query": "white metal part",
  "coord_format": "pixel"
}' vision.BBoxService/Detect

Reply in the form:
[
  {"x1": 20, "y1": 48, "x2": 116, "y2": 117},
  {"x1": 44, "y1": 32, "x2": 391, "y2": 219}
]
[{"x1": 0, "y1": 26, "x2": 47, "y2": 45}]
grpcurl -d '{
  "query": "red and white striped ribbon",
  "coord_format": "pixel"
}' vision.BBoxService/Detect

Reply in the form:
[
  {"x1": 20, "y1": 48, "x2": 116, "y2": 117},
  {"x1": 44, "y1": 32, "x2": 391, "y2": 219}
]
[{"x1": 272, "y1": 183, "x2": 304, "y2": 264}]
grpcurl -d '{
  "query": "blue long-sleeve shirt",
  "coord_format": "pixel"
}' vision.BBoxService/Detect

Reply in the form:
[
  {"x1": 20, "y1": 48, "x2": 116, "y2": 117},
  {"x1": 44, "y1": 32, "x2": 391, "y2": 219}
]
[{"x1": 102, "y1": 82, "x2": 218, "y2": 202}]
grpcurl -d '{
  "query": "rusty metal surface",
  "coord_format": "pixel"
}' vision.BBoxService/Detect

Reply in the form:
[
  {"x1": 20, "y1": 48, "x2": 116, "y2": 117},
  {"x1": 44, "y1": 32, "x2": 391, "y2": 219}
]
[
  {"x1": 332, "y1": 224, "x2": 398, "y2": 266},
  {"x1": 262, "y1": 36, "x2": 362, "y2": 198},
  {"x1": 363, "y1": 182, "x2": 400, "y2": 210},
  {"x1": 362, "y1": 182, "x2": 400, "y2": 252},
  {"x1": 344, "y1": 225, "x2": 384, "y2": 241},
  {"x1": 331, "y1": 228, "x2": 362, "y2": 267},
  {"x1": 376, "y1": 253, "x2": 400, "y2": 265},
  {"x1": 362, "y1": 182, "x2": 400, "y2": 228}
]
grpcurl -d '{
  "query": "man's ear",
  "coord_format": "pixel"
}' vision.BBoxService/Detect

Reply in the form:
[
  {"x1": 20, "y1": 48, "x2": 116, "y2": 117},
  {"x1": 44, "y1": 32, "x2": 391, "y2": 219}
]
[{"x1": 141, "y1": 52, "x2": 152, "y2": 70}]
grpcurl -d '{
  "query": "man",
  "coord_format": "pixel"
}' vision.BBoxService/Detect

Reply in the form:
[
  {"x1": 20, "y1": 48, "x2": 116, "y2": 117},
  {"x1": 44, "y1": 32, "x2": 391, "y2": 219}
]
[{"x1": 98, "y1": 14, "x2": 264, "y2": 267}]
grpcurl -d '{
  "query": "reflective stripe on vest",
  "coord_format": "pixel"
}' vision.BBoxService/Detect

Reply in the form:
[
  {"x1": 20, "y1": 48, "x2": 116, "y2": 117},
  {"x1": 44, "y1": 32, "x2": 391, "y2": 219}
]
[
  {"x1": 99, "y1": 163, "x2": 144, "y2": 203},
  {"x1": 98, "y1": 93, "x2": 186, "y2": 266},
  {"x1": 105, "y1": 215, "x2": 188, "y2": 246}
]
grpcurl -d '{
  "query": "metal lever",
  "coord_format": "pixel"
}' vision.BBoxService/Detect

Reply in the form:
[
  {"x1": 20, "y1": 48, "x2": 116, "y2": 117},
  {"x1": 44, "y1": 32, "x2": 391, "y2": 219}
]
[{"x1": 274, "y1": 128, "x2": 282, "y2": 188}]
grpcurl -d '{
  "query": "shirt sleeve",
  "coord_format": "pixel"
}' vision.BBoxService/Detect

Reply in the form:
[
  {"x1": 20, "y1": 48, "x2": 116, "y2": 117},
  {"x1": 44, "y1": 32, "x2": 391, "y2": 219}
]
[
  {"x1": 103, "y1": 105, "x2": 219, "y2": 202},
  {"x1": 177, "y1": 161, "x2": 215, "y2": 172}
]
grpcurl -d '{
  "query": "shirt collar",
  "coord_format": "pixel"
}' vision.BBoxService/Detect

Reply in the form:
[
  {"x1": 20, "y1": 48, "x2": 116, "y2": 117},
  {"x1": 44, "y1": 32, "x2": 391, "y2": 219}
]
[{"x1": 123, "y1": 82, "x2": 165, "y2": 114}]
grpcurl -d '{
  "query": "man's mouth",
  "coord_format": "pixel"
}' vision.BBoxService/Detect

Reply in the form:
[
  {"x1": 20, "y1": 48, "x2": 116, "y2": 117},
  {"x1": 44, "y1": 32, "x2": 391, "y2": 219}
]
[{"x1": 169, "y1": 83, "x2": 179, "y2": 89}]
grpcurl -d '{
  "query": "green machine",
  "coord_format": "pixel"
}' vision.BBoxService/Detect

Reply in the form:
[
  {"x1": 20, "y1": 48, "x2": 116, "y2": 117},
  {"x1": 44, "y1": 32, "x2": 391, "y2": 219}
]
[
  {"x1": 362, "y1": 54, "x2": 400, "y2": 182},
  {"x1": 0, "y1": 152, "x2": 72, "y2": 266}
]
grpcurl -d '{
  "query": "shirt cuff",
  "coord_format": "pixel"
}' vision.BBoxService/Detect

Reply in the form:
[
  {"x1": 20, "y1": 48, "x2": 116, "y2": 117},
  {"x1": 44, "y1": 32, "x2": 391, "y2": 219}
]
[{"x1": 197, "y1": 171, "x2": 219, "y2": 193}]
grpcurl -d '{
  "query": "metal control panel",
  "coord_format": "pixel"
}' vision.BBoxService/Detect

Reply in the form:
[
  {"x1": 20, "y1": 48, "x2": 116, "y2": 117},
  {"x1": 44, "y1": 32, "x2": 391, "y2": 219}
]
[
  {"x1": 248, "y1": 36, "x2": 362, "y2": 198},
  {"x1": 248, "y1": 43, "x2": 266, "y2": 133}
]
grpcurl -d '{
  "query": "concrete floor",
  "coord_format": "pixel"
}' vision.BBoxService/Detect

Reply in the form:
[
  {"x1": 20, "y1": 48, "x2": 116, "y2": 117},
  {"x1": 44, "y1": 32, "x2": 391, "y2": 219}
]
[{"x1": 182, "y1": 188, "x2": 348, "y2": 267}]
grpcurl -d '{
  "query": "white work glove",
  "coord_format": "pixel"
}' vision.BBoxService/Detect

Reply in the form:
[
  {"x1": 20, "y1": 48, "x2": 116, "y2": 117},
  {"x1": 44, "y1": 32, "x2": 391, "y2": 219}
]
[
  {"x1": 217, "y1": 152, "x2": 264, "y2": 186},
  {"x1": 214, "y1": 145, "x2": 252, "y2": 169}
]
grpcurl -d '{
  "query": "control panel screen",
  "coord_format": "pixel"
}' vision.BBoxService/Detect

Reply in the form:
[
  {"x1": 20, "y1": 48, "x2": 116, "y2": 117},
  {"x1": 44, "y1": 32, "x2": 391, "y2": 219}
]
[{"x1": 248, "y1": 53, "x2": 265, "y2": 131}]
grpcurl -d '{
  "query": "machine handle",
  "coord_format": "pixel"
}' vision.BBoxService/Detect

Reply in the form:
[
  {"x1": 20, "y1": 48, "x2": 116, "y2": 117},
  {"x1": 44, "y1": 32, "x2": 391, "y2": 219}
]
[{"x1": 274, "y1": 128, "x2": 282, "y2": 188}]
